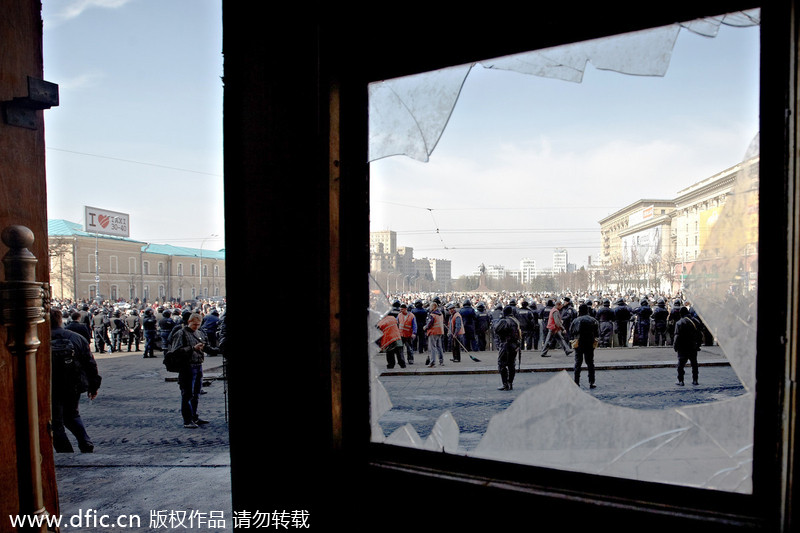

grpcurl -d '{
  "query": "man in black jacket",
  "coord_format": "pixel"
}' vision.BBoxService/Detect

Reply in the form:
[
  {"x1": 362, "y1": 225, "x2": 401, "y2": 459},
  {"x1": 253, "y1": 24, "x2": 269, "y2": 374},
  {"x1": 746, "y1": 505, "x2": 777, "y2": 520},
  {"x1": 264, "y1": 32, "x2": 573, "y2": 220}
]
[
  {"x1": 51, "y1": 308, "x2": 102, "y2": 453},
  {"x1": 494, "y1": 306, "x2": 521, "y2": 391},
  {"x1": 673, "y1": 307, "x2": 702, "y2": 386},
  {"x1": 66, "y1": 310, "x2": 92, "y2": 344},
  {"x1": 613, "y1": 298, "x2": 632, "y2": 347},
  {"x1": 569, "y1": 304, "x2": 600, "y2": 388}
]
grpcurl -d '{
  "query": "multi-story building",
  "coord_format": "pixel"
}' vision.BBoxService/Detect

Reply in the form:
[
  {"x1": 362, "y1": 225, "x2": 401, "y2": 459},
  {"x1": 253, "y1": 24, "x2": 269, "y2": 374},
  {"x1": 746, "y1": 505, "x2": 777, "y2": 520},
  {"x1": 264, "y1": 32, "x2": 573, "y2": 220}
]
[
  {"x1": 428, "y1": 258, "x2": 452, "y2": 282},
  {"x1": 519, "y1": 258, "x2": 537, "y2": 283},
  {"x1": 552, "y1": 248, "x2": 568, "y2": 273},
  {"x1": 370, "y1": 230, "x2": 397, "y2": 255},
  {"x1": 598, "y1": 200, "x2": 676, "y2": 267},
  {"x1": 48, "y1": 219, "x2": 225, "y2": 303},
  {"x1": 596, "y1": 157, "x2": 758, "y2": 292}
]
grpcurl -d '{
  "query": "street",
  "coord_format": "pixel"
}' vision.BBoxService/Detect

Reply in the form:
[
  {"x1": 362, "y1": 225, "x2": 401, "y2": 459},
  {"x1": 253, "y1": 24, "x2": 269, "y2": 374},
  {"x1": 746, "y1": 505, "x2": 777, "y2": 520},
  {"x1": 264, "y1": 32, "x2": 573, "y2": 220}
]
[
  {"x1": 377, "y1": 364, "x2": 747, "y2": 453},
  {"x1": 53, "y1": 351, "x2": 232, "y2": 532}
]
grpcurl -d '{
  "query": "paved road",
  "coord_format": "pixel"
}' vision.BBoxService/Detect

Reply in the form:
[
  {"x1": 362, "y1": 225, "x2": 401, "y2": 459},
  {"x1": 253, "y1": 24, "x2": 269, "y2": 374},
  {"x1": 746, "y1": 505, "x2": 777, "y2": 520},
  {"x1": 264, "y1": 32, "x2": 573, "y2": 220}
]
[
  {"x1": 377, "y1": 356, "x2": 746, "y2": 453},
  {"x1": 53, "y1": 350, "x2": 232, "y2": 532}
]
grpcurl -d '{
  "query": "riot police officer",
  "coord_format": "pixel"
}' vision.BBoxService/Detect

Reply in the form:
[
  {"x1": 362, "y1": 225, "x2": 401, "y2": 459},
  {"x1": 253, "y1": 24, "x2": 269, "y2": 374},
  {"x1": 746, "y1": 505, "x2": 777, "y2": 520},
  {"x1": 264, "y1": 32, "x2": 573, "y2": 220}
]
[
  {"x1": 410, "y1": 300, "x2": 428, "y2": 355},
  {"x1": 517, "y1": 299, "x2": 537, "y2": 351},
  {"x1": 596, "y1": 299, "x2": 615, "y2": 348},
  {"x1": 125, "y1": 309, "x2": 142, "y2": 352},
  {"x1": 474, "y1": 302, "x2": 491, "y2": 351},
  {"x1": 613, "y1": 298, "x2": 632, "y2": 347},
  {"x1": 459, "y1": 299, "x2": 478, "y2": 352},
  {"x1": 633, "y1": 298, "x2": 652, "y2": 346},
  {"x1": 494, "y1": 306, "x2": 521, "y2": 391},
  {"x1": 91, "y1": 309, "x2": 109, "y2": 353},
  {"x1": 651, "y1": 298, "x2": 669, "y2": 346}
]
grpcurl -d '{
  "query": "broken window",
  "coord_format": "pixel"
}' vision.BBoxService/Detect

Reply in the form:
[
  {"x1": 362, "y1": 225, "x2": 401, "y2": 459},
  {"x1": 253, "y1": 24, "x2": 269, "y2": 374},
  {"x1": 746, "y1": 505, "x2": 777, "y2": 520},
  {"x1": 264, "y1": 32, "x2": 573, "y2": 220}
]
[{"x1": 368, "y1": 9, "x2": 759, "y2": 493}]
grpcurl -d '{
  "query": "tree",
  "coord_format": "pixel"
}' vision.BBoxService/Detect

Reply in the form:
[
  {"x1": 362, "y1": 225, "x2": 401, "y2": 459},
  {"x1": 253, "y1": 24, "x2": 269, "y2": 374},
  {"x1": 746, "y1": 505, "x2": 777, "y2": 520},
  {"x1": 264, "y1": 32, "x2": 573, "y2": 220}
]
[{"x1": 49, "y1": 237, "x2": 75, "y2": 300}]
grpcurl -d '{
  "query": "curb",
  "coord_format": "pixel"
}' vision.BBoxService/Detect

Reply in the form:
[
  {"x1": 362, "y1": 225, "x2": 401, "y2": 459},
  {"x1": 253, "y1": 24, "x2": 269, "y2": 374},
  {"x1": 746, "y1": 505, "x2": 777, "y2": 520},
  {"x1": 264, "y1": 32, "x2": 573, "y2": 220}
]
[{"x1": 380, "y1": 359, "x2": 730, "y2": 377}]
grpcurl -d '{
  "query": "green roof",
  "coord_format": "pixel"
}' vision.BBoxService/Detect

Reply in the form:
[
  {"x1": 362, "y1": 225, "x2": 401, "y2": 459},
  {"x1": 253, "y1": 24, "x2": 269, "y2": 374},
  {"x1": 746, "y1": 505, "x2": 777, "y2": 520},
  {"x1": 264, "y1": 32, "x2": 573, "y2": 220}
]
[{"x1": 48, "y1": 219, "x2": 224, "y2": 260}]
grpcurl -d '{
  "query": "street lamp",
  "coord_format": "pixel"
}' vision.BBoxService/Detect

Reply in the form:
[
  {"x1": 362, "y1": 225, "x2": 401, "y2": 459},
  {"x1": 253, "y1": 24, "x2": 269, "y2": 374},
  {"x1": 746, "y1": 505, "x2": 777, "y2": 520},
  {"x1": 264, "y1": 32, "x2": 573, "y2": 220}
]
[{"x1": 199, "y1": 233, "x2": 218, "y2": 299}]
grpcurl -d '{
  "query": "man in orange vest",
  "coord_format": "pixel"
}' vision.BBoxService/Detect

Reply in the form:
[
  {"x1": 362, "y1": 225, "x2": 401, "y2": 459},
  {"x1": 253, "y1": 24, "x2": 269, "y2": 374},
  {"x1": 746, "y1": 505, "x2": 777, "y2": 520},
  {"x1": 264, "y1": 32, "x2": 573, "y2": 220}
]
[
  {"x1": 423, "y1": 301, "x2": 445, "y2": 367},
  {"x1": 377, "y1": 304, "x2": 406, "y2": 369},
  {"x1": 397, "y1": 303, "x2": 417, "y2": 364},
  {"x1": 446, "y1": 303, "x2": 465, "y2": 362}
]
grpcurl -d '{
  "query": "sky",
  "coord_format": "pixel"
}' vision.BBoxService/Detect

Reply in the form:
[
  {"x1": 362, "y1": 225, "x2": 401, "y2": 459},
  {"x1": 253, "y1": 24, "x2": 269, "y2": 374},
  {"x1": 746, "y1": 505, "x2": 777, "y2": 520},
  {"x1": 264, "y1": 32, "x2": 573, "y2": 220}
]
[
  {"x1": 369, "y1": 16, "x2": 760, "y2": 278},
  {"x1": 41, "y1": 0, "x2": 224, "y2": 252}
]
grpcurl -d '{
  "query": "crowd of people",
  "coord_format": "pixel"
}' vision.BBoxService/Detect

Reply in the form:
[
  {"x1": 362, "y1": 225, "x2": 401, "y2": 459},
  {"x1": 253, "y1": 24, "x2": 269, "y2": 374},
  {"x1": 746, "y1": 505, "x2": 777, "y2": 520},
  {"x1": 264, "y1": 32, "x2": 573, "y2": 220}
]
[
  {"x1": 374, "y1": 289, "x2": 711, "y2": 390},
  {"x1": 48, "y1": 297, "x2": 228, "y2": 451}
]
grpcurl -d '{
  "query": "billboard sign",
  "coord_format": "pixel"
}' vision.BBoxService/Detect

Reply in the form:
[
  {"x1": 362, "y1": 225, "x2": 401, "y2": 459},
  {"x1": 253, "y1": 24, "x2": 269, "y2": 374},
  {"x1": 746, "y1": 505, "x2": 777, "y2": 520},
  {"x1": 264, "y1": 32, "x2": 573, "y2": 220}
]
[
  {"x1": 621, "y1": 226, "x2": 662, "y2": 264},
  {"x1": 84, "y1": 206, "x2": 130, "y2": 237}
]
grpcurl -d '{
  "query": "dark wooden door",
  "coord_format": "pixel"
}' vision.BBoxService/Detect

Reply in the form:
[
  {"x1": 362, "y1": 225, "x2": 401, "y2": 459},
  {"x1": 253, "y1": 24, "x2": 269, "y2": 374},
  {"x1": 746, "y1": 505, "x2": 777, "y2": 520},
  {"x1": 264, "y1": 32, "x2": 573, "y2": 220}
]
[{"x1": 0, "y1": 0, "x2": 60, "y2": 526}]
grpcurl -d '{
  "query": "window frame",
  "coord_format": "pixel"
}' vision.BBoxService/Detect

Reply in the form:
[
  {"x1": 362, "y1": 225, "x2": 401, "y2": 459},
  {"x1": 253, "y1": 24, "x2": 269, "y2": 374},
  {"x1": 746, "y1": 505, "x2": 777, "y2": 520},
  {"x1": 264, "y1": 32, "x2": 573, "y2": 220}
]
[{"x1": 333, "y1": 3, "x2": 792, "y2": 529}]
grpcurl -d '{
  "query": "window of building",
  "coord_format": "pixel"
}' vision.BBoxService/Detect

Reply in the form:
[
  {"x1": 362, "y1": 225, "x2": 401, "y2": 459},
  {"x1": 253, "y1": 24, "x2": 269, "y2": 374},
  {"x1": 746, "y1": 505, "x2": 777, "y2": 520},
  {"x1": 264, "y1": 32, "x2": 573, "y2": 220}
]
[
  {"x1": 368, "y1": 8, "x2": 759, "y2": 494},
  {"x1": 177, "y1": 263, "x2": 183, "y2": 276},
  {"x1": 158, "y1": 262, "x2": 164, "y2": 276},
  {"x1": 110, "y1": 255, "x2": 118, "y2": 274},
  {"x1": 191, "y1": 264, "x2": 197, "y2": 276},
  {"x1": 129, "y1": 257, "x2": 136, "y2": 274},
  {"x1": 143, "y1": 261, "x2": 150, "y2": 275}
]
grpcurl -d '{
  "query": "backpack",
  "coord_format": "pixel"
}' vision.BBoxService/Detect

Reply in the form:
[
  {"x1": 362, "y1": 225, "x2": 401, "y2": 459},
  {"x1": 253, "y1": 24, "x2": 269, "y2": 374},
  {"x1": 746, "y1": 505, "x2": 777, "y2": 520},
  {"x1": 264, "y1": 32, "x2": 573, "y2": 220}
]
[
  {"x1": 163, "y1": 329, "x2": 191, "y2": 372},
  {"x1": 51, "y1": 336, "x2": 83, "y2": 392}
]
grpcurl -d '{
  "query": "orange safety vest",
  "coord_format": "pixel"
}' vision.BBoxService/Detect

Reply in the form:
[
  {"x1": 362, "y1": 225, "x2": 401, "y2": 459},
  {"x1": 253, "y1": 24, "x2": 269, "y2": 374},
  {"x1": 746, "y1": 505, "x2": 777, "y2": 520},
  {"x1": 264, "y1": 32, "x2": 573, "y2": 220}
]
[
  {"x1": 398, "y1": 312, "x2": 415, "y2": 337},
  {"x1": 449, "y1": 311, "x2": 465, "y2": 335},
  {"x1": 377, "y1": 314, "x2": 401, "y2": 350},
  {"x1": 427, "y1": 311, "x2": 444, "y2": 336}
]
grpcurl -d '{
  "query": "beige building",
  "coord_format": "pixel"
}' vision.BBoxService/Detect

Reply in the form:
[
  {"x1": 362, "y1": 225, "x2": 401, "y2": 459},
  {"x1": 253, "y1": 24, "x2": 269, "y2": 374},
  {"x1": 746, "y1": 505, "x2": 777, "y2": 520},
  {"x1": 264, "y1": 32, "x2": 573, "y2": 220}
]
[
  {"x1": 48, "y1": 219, "x2": 226, "y2": 303},
  {"x1": 596, "y1": 157, "x2": 758, "y2": 292}
]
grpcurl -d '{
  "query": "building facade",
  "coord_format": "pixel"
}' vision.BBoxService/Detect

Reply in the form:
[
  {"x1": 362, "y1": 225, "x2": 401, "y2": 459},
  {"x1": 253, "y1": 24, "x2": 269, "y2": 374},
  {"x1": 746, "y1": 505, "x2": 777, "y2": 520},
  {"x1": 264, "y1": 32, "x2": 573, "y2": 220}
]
[
  {"x1": 48, "y1": 219, "x2": 226, "y2": 303},
  {"x1": 597, "y1": 157, "x2": 758, "y2": 293}
]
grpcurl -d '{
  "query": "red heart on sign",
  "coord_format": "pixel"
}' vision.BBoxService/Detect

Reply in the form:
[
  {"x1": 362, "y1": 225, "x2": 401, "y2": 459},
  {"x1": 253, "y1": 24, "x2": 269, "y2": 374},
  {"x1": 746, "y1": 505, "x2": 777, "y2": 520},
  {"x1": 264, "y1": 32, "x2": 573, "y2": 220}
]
[{"x1": 98, "y1": 215, "x2": 110, "y2": 228}]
